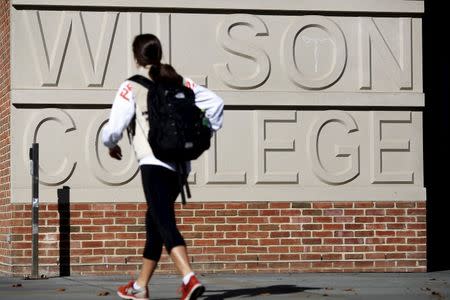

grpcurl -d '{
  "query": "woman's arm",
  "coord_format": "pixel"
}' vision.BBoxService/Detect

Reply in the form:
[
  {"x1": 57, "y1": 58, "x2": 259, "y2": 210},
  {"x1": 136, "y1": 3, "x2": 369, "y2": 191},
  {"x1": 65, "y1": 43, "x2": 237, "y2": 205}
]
[
  {"x1": 185, "y1": 78, "x2": 224, "y2": 132},
  {"x1": 102, "y1": 81, "x2": 136, "y2": 148}
]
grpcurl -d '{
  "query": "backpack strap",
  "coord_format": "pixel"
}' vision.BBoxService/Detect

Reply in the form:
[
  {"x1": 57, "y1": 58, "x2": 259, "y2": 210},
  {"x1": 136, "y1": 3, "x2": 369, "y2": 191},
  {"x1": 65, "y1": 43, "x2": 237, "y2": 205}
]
[
  {"x1": 126, "y1": 75, "x2": 155, "y2": 138},
  {"x1": 176, "y1": 162, "x2": 191, "y2": 205},
  {"x1": 127, "y1": 74, "x2": 155, "y2": 90}
]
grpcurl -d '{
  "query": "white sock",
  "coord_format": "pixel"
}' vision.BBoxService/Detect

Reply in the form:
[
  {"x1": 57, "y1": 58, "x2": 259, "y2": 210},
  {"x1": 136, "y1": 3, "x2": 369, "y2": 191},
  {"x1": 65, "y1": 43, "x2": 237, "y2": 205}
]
[
  {"x1": 133, "y1": 282, "x2": 143, "y2": 290},
  {"x1": 183, "y1": 272, "x2": 195, "y2": 285}
]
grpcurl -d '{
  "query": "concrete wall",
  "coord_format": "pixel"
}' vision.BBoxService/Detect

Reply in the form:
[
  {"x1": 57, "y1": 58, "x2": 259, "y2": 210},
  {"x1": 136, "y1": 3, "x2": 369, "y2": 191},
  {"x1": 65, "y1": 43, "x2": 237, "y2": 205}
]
[{"x1": 2, "y1": 0, "x2": 426, "y2": 276}]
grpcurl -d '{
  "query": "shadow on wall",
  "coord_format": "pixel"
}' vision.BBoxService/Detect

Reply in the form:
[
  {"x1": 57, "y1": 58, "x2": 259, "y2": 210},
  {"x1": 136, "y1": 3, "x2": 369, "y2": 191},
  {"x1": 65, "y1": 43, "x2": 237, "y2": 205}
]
[{"x1": 58, "y1": 186, "x2": 71, "y2": 277}]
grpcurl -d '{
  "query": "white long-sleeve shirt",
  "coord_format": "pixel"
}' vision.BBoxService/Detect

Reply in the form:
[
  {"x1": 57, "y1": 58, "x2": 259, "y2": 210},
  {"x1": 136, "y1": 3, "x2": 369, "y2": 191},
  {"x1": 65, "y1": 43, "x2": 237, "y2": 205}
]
[{"x1": 102, "y1": 70, "x2": 224, "y2": 171}]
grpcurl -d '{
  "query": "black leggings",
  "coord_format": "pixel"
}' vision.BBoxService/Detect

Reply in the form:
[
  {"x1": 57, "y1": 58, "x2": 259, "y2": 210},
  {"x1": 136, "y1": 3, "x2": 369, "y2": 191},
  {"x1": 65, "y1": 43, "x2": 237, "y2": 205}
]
[{"x1": 140, "y1": 165, "x2": 186, "y2": 261}]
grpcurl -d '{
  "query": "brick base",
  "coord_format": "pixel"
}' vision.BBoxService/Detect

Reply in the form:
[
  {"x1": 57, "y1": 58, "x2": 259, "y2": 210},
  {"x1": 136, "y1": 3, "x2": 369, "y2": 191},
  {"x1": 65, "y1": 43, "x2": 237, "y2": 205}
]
[
  {"x1": 2, "y1": 201, "x2": 426, "y2": 276},
  {"x1": 0, "y1": 0, "x2": 11, "y2": 277}
]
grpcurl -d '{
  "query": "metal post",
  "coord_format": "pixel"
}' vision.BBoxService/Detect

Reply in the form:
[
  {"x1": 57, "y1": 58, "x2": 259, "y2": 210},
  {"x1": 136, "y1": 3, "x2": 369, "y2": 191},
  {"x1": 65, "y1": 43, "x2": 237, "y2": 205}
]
[{"x1": 29, "y1": 143, "x2": 39, "y2": 279}]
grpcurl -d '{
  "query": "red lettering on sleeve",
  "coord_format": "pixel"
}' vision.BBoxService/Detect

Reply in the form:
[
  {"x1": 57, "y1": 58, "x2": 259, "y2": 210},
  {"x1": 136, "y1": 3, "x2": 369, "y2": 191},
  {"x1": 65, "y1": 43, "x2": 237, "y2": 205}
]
[
  {"x1": 119, "y1": 83, "x2": 133, "y2": 101},
  {"x1": 185, "y1": 80, "x2": 196, "y2": 90},
  {"x1": 120, "y1": 89, "x2": 130, "y2": 101}
]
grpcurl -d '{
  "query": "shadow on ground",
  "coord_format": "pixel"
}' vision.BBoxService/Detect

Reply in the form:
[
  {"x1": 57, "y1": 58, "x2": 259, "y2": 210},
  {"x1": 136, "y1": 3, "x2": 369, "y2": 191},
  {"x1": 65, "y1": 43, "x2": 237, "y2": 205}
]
[{"x1": 202, "y1": 284, "x2": 319, "y2": 299}]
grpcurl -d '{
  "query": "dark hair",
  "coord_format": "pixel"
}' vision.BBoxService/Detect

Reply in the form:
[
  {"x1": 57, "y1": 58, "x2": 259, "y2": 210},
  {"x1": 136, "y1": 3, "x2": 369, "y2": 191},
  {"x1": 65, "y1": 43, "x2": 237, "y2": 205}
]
[{"x1": 132, "y1": 34, "x2": 182, "y2": 86}]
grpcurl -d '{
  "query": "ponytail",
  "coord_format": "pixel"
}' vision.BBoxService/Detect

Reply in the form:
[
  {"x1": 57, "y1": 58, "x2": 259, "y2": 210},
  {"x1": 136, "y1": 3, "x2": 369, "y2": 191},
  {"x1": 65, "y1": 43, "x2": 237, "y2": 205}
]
[
  {"x1": 132, "y1": 34, "x2": 183, "y2": 87},
  {"x1": 149, "y1": 64, "x2": 183, "y2": 86}
]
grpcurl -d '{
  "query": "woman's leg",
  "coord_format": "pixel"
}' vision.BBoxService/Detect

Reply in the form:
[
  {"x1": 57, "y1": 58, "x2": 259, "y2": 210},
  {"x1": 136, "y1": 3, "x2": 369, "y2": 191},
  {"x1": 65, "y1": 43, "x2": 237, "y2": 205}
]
[
  {"x1": 140, "y1": 165, "x2": 204, "y2": 299},
  {"x1": 137, "y1": 245, "x2": 193, "y2": 286},
  {"x1": 170, "y1": 245, "x2": 193, "y2": 277},
  {"x1": 136, "y1": 165, "x2": 165, "y2": 287},
  {"x1": 136, "y1": 218, "x2": 162, "y2": 287},
  {"x1": 144, "y1": 165, "x2": 194, "y2": 276},
  {"x1": 136, "y1": 258, "x2": 158, "y2": 287}
]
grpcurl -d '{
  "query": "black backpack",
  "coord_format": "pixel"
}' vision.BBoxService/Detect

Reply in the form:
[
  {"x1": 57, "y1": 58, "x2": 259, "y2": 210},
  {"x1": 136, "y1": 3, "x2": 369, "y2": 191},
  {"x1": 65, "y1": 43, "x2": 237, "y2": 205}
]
[{"x1": 127, "y1": 75, "x2": 212, "y2": 204}]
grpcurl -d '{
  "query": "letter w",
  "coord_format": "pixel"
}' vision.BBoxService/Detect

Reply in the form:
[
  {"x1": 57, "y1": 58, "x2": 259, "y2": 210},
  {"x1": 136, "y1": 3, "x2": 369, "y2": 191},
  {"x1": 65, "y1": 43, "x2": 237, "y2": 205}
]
[{"x1": 23, "y1": 11, "x2": 119, "y2": 87}]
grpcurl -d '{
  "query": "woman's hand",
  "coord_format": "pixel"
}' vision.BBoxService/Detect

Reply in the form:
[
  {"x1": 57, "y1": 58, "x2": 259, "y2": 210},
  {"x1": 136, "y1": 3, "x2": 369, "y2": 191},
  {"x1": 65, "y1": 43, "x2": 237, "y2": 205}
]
[{"x1": 109, "y1": 145, "x2": 122, "y2": 160}]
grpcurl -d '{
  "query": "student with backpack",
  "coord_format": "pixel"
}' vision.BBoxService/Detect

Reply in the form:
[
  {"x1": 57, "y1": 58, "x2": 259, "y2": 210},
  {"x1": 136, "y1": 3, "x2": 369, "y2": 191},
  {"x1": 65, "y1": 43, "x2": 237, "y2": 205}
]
[{"x1": 102, "y1": 34, "x2": 224, "y2": 300}]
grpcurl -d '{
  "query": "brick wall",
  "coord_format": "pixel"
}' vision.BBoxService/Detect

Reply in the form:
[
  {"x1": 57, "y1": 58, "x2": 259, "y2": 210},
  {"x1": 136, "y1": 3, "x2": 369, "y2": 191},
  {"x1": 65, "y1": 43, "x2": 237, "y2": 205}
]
[
  {"x1": 0, "y1": 0, "x2": 11, "y2": 276},
  {"x1": 9, "y1": 201, "x2": 426, "y2": 276}
]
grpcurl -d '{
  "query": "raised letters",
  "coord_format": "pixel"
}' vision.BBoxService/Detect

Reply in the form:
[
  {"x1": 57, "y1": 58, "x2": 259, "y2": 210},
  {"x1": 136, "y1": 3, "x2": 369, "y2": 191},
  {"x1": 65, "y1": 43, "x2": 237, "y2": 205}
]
[
  {"x1": 255, "y1": 111, "x2": 298, "y2": 183},
  {"x1": 19, "y1": 12, "x2": 417, "y2": 92},
  {"x1": 11, "y1": 8, "x2": 424, "y2": 202},
  {"x1": 370, "y1": 111, "x2": 413, "y2": 183},
  {"x1": 281, "y1": 16, "x2": 347, "y2": 90},
  {"x1": 23, "y1": 10, "x2": 119, "y2": 87},
  {"x1": 23, "y1": 109, "x2": 77, "y2": 186},
  {"x1": 308, "y1": 111, "x2": 360, "y2": 184},
  {"x1": 205, "y1": 131, "x2": 246, "y2": 184},
  {"x1": 359, "y1": 18, "x2": 412, "y2": 90},
  {"x1": 214, "y1": 14, "x2": 271, "y2": 89}
]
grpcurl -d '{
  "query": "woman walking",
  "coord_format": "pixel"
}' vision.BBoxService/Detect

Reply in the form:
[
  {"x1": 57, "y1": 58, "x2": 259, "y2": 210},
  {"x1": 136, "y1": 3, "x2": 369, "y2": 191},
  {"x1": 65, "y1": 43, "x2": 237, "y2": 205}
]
[{"x1": 102, "y1": 34, "x2": 224, "y2": 300}]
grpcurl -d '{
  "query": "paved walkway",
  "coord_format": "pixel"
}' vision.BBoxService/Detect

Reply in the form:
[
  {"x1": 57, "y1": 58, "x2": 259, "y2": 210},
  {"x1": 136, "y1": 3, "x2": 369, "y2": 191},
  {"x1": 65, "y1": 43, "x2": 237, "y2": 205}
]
[{"x1": 1, "y1": 271, "x2": 449, "y2": 299}]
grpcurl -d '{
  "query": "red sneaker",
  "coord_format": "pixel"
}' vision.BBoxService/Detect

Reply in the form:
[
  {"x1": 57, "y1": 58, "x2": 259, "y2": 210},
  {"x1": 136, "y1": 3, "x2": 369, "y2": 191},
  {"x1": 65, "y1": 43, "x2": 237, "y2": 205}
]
[
  {"x1": 117, "y1": 280, "x2": 149, "y2": 300},
  {"x1": 180, "y1": 275, "x2": 205, "y2": 300}
]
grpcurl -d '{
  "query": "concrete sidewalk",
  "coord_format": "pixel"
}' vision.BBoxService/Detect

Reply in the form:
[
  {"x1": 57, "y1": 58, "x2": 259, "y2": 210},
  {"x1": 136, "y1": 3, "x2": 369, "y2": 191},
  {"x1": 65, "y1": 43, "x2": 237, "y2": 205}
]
[{"x1": 0, "y1": 271, "x2": 449, "y2": 299}]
